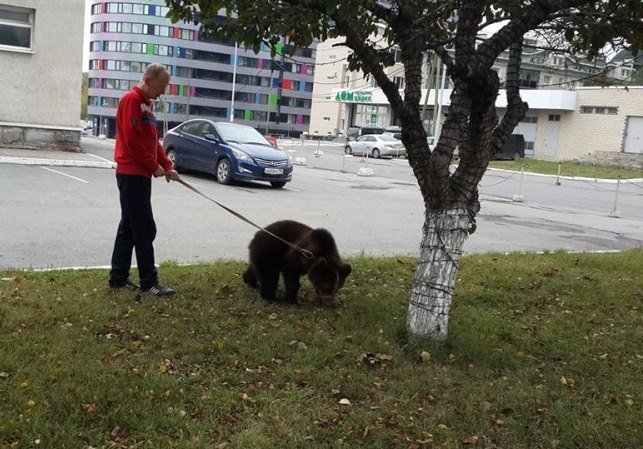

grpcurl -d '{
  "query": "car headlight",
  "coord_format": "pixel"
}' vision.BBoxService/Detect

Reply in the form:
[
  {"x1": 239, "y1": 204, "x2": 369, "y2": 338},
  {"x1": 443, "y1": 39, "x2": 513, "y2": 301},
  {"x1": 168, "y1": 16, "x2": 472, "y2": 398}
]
[{"x1": 231, "y1": 148, "x2": 251, "y2": 161}]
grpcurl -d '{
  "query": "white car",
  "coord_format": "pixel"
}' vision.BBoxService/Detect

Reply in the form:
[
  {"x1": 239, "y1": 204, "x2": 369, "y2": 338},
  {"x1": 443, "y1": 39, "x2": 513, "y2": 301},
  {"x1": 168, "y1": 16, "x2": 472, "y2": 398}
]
[{"x1": 344, "y1": 134, "x2": 406, "y2": 158}]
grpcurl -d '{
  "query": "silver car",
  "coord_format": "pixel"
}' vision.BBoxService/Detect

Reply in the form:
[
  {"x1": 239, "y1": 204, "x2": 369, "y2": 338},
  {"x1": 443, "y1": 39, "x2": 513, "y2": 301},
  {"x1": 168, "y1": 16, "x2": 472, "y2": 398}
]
[{"x1": 344, "y1": 134, "x2": 406, "y2": 158}]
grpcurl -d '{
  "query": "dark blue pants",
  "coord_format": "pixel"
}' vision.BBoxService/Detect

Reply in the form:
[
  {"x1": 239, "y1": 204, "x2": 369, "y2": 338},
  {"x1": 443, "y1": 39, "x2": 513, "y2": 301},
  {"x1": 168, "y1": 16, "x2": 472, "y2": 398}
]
[{"x1": 109, "y1": 174, "x2": 158, "y2": 289}]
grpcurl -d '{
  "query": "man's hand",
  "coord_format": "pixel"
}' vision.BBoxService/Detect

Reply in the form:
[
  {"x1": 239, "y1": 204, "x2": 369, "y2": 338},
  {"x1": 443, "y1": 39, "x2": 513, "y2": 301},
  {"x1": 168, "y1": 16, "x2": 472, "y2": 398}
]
[
  {"x1": 165, "y1": 169, "x2": 180, "y2": 182},
  {"x1": 153, "y1": 166, "x2": 166, "y2": 178}
]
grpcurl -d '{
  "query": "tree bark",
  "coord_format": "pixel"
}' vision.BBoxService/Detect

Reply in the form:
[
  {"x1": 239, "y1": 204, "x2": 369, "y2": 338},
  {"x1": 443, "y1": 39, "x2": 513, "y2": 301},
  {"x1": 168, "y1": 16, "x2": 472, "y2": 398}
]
[{"x1": 407, "y1": 208, "x2": 471, "y2": 341}]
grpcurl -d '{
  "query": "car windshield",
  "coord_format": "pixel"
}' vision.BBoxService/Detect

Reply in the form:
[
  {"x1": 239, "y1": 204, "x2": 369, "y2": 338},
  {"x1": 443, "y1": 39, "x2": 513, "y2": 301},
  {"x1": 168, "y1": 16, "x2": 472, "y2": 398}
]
[
  {"x1": 216, "y1": 123, "x2": 269, "y2": 145},
  {"x1": 378, "y1": 134, "x2": 398, "y2": 142}
]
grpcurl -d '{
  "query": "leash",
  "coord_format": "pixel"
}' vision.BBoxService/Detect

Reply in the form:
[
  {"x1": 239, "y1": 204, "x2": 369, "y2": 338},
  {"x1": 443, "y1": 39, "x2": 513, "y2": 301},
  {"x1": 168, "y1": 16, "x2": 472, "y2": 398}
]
[{"x1": 175, "y1": 177, "x2": 314, "y2": 259}]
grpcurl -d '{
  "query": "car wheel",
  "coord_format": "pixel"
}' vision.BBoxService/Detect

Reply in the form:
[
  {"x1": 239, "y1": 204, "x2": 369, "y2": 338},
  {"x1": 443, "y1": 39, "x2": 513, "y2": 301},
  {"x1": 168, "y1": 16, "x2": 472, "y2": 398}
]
[
  {"x1": 166, "y1": 148, "x2": 180, "y2": 172},
  {"x1": 270, "y1": 181, "x2": 286, "y2": 189},
  {"x1": 216, "y1": 158, "x2": 232, "y2": 185},
  {"x1": 345, "y1": 146, "x2": 352, "y2": 155},
  {"x1": 372, "y1": 148, "x2": 381, "y2": 159}
]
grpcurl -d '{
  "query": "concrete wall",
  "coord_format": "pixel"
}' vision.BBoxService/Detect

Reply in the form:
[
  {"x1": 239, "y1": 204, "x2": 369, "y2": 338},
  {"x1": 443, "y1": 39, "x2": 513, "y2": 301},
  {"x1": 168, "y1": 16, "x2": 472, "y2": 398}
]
[{"x1": 0, "y1": 0, "x2": 84, "y2": 148}]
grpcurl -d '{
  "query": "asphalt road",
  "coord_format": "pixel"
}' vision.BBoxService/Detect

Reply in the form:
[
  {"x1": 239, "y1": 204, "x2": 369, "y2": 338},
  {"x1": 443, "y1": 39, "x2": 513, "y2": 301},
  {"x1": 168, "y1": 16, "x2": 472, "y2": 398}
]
[{"x1": 0, "y1": 136, "x2": 641, "y2": 270}]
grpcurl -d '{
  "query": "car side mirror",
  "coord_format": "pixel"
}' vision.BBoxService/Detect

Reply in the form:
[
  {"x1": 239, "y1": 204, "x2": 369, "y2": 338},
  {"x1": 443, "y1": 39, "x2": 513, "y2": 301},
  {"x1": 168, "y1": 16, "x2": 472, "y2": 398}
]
[{"x1": 204, "y1": 133, "x2": 218, "y2": 142}]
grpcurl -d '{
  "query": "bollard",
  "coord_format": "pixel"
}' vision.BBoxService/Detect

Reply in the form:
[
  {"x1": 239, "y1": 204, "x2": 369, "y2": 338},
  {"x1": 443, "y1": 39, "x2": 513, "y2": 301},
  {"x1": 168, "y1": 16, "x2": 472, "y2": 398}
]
[
  {"x1": 608, "y1": 177, "x2": 621, "y2": 218},
  {"x1": 512, "y1": 166, "x2": 525, "y2": 202},
  {"x1": 555, "y1": 162, "x2": 561, "y2": 186}
]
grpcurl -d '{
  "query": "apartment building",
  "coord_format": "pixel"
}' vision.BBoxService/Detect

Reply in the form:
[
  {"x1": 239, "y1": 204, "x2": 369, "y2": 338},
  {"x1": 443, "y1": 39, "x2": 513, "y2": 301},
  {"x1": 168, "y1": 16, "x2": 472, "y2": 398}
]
[{"x1": 87, "y1": 0, "x2": 317, "y2": 138}]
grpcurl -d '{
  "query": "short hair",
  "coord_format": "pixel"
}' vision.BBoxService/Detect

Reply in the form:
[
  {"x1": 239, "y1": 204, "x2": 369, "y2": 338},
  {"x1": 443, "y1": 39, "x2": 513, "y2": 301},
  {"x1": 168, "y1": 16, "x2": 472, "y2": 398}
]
[{"x1": 143, "y1": 63, "x2": 170, "y2": 81}]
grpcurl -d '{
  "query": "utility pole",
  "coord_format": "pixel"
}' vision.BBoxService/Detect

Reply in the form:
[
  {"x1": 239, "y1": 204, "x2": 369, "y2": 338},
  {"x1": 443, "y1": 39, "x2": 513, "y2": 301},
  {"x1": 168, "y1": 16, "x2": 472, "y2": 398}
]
[
  {"x1": 432, "y1": 57, "x2": 441, "y2": 136},
  {"x1": 266, "y1": 65, "x2": 274, "y2": 134},
  {"x1": 230, "y1": 42, "x2": 238, "y2": 122},
  {"x1": 185, "y1": 80, "x2": 190, "y2": 121},
  {"x1": 275, "y1": 36, "x2": 285, "y2": 126},
  {"x1": 422, "y1": 52, "x2": 438, "y2": 129}
]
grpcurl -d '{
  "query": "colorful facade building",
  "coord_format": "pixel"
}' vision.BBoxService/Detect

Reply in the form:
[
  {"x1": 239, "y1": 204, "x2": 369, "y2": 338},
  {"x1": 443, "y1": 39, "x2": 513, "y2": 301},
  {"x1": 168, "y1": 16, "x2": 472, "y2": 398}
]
[{"x1": 87, "y1": 0, "x2": 317, "y2": 138}]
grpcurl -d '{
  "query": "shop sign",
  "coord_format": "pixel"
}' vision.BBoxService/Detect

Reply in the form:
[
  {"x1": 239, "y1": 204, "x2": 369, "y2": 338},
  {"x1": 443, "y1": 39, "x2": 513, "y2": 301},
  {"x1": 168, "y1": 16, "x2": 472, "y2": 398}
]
[{"x1": 335, "y1": 90, "x2": 373, "y2": 103}]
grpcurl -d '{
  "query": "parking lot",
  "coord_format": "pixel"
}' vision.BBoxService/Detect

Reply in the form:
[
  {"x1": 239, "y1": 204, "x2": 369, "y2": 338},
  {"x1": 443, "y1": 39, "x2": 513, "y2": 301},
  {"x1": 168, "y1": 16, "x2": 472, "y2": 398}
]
[{"x1": 0, "y1": 136, "x2": 641, "y2": 270}]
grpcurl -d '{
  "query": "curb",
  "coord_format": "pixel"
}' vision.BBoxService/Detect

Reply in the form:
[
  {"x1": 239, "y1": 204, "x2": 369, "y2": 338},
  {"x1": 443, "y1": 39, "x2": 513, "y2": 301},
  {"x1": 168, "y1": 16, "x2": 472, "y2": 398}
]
[{"x1": 0, "y1": 156, "x2": 115, "y2": 169}]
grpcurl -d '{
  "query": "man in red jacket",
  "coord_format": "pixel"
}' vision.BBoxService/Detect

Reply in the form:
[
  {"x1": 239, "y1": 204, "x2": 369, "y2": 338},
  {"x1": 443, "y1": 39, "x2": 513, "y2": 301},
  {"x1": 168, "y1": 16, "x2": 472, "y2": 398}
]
[{"x1": 108, "y1": 63, "x2": 180, "y2": 296}]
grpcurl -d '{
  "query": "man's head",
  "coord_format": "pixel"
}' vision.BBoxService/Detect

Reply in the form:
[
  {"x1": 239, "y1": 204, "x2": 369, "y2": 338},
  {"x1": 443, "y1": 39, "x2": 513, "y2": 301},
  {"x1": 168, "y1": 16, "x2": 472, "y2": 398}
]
[{"x1": 139, "y1": 63, "x2": 170, "y2": 100}]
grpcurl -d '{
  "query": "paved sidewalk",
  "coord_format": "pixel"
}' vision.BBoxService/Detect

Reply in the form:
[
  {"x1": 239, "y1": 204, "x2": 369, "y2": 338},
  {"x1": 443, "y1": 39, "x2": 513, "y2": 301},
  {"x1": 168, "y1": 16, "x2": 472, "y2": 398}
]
[{"x1": 0, "y1": 147, "x2": 115, "y2": 169}]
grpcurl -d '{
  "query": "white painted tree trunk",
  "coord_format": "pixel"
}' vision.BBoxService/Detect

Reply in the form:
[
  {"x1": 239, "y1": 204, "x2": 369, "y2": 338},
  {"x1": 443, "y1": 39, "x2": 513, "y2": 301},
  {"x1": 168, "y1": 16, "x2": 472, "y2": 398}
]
[{"x1": 407, "y1": 208, "x2": 471, "y2": 341}]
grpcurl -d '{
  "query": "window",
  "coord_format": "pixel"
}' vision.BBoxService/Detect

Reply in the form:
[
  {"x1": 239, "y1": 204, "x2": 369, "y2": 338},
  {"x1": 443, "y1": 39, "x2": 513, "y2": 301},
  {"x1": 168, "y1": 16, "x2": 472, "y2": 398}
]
[
  {"x1": 0, "y1": 5, "x2": 34, "y2": 50},
  {"x1": 580, "y1": 106, "x2": 618, "y2": 115},
  {"x1": 548, "y1": 114, "x2": 560, "y2": 121},
  {"x1": 393, "y1": 76, "x2": 405, "y2": 90}
]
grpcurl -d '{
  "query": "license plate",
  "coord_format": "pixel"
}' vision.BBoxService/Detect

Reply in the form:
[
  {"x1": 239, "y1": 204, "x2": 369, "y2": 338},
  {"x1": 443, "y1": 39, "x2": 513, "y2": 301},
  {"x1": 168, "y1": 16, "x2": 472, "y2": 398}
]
[{"x1": 264, "y1": 167, "x2": 283, "y2": 175}]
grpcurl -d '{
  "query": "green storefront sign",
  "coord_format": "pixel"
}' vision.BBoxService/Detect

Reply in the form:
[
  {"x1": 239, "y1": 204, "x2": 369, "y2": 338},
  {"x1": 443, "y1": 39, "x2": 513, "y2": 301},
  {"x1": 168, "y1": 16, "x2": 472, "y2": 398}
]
[{"x1": 335, "y1": 90, "x2": 373, "y2": 103}]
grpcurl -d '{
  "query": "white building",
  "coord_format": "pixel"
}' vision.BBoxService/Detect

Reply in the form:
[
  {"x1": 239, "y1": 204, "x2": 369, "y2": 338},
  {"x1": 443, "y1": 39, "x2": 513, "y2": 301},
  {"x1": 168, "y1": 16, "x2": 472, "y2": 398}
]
[
  {"x1": 309, "y1": 35, "x2": 642, "y2": 164},
  {"x1": 322, "y1": 85, "x2": 643, "y2": 162},
  {"x1": 0, "y1": 0, "x2": 85, "y2": 150}
]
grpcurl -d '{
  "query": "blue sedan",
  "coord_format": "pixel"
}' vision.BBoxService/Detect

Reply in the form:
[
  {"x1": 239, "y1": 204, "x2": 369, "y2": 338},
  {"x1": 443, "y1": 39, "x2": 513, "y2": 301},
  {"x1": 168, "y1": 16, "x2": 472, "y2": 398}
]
[{"x1": 162, "y1": 119, "x2": 293, "y2": 188}]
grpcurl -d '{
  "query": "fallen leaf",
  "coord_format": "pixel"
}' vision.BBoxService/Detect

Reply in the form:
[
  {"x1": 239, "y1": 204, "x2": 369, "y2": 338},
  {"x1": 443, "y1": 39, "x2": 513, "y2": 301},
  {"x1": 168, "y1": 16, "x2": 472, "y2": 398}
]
[
  {"x1": 462, "y1": 435, "x2": 479, "y2": 445},
  {"x1": 339, "y1": 398, "x2": 351, "y2": 405},
  {"x1": 420, "y1": 351, "x2": 431, "y2": 362},
  {"x1": 82, "y1": 403, "x2": 97, "y2": 415}
]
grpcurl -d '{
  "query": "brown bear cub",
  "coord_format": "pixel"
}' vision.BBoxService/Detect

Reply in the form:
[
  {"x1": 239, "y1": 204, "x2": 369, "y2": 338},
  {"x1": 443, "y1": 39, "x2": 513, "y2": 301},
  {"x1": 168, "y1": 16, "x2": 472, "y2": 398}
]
[{"x1": 242, "y1": 220, "x2": 352, "y2": 305}]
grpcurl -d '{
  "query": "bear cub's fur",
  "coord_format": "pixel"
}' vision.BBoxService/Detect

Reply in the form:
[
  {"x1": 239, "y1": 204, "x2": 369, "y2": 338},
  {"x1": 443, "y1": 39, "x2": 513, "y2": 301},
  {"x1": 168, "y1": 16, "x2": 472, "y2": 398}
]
[{"x1": 242, "y1": 220, "x2": 351, "y2": 305}]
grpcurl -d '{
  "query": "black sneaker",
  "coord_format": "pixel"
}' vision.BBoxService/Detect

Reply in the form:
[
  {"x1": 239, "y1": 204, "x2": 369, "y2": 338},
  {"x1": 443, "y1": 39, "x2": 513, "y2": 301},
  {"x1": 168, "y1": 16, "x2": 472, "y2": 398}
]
[
  {"x1": 109, "y1": 280, "x2": 140, "y2": 291},
  {"x1": 146, "y1": 283, "x2": 175, "y2": 297}
]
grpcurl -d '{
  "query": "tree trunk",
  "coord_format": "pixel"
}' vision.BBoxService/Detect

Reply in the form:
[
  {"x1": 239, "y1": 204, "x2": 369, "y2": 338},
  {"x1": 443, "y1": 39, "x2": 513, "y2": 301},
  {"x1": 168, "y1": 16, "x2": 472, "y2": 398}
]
[{"x1": 407, "y1": 208, "x2": 471, "y2": 341}]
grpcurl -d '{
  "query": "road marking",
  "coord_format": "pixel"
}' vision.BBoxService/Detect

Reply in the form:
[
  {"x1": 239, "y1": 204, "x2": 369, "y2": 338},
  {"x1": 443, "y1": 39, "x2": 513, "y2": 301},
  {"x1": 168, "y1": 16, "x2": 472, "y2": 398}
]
[
  {"x1": 41, "y1": 166, "x2": 89, "y2": 183},
  {"x1": 87, "y1": 153, "x2": 114, "y2": 163}
]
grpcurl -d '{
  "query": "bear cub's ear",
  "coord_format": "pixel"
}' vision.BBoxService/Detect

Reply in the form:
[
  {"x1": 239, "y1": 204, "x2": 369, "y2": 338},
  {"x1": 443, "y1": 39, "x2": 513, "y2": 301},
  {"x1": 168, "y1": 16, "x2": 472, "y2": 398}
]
[{"x1": 337, "y1": 263, "x2": 352, "y2": 288}]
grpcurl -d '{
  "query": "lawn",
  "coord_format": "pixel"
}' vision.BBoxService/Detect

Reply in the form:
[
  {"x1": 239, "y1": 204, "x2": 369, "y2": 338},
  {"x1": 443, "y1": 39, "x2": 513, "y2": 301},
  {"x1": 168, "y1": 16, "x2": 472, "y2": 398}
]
[
  {"x1": 487, "y1": 159, "x2": 643, "y2": 180},
  {"x1": 1, "y1": 250, "x2": 641, "y2": 448}
]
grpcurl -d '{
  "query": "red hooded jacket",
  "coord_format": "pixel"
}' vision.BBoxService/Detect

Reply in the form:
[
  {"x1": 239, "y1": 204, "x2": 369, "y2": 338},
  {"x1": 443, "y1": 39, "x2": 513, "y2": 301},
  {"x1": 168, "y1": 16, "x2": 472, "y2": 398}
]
[{"x1": 114, "y1": 86, "x2": 173, "y2": 177}]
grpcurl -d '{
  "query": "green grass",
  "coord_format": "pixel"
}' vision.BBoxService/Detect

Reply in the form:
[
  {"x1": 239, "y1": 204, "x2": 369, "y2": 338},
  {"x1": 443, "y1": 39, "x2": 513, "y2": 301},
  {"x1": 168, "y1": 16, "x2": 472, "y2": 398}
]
[
  {"x1": 1, "y1": 250, "x2": 642, "y2": 448},
  {"x1": 488, "y1": 159, "x2": 643, "y2": 180}
]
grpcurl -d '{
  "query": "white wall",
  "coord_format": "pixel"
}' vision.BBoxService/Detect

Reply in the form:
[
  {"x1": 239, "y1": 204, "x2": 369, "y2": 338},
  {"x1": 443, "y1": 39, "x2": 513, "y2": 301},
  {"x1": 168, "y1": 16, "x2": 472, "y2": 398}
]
[
  {"x1": 0, "y1": 0, "x2": 84, "y2": 129},
  {"x1": 556, "y1": 87, "x2": 643, "y2": 159}
]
